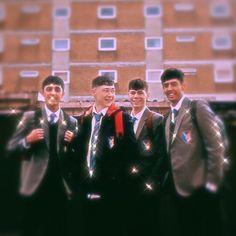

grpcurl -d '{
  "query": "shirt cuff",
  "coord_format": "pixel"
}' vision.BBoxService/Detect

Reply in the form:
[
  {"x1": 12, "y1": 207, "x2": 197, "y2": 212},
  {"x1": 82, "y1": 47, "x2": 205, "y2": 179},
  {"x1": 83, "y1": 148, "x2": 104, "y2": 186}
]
[{"x1": 22, "y1": 138, "x2": 30, "y2": 149}]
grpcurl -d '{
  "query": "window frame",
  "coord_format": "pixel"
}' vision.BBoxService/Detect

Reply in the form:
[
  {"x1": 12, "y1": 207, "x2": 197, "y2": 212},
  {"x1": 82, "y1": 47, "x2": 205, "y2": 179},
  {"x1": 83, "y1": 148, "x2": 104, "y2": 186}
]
[
  {"x1": 52, "y1": 38, "x2": 70, "y2": 51},
  {"x1": 99, "y1": 70, "x2": 118, "y2": 83},
  {"x1": 144, "y1": 5, "x2": 162, "y2": 18},
  {"x1": 145, "y1": 37, "x2": 163, "y2": 50},
  {"x1": 97, "y1": 6, "x2": 116, "y2": 19},
  {"x1": 52, "y1": 70, "x2": 70, "y2": 83},
  {"x1": 146, "y1": 69, "x2": 163, "y2": 83},
  {"x1": 53, "y1": 6, "x2": 70, "y2": 19},
  {"x1": 214, "y1": 63, "x2": 233, "y2": 83},
  {"x1": 98, "y1": 37, "x2": 117, "y2": 51}
]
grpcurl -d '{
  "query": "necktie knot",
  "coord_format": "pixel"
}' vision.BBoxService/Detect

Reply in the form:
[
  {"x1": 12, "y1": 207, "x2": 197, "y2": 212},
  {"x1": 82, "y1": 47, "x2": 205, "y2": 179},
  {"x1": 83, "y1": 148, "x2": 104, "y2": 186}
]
[
  {"x1": 93, "y1": 112, "x2": 103, "y2": 123},
  {"x1": 131, "y1": 116, "x2": 137, "y2": 124},
  {"x1": 49, "y1": 113, "x2": 57, "y2": 124}
]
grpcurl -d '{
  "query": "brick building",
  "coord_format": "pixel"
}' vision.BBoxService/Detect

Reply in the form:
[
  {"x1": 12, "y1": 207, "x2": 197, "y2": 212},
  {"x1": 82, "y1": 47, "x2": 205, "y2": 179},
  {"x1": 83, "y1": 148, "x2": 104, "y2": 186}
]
[{"x1": 0, "y1": 0, "x2": 235, "y2": 113}]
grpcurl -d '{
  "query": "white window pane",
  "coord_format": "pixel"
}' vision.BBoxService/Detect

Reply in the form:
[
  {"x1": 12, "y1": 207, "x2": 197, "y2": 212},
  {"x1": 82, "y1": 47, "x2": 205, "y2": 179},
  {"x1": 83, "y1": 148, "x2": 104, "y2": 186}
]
[
  {"x1": 0, "y1": 5, "x2": 6, "y2": 21},
  {"x1": 174, "y1": 3, "x2": 194, "y2": 12},
  {"x1": 21, "y1": 5, "x2": 41, "y2": 14},
  {"x1": 99, "y1": 70, "x2": 117, "y2": 83},
  {"x1": 21, "y1": 38, "x2": 40, "y2": 46},
  {"x1": 53, "y1": 39, "x2": 70, "y2": 51},
  {"x1": 52, "y1": 71, "x2": 70, "y2": 83},
  {"x1": 54, "y1": 7, "x2": 70, "y2": 18},
  {"x1": 19, "y1": 71, "x2": 39, "y2": 78},
  {"x1": 145, "y1": 6, "x2": 161, "y2": 17},
  {"x1": 98, "y1": 38, "x2": 116, "y2": 51},
  {"x1": 214, "y1": 64, "x2": 233, "y2": 83},
  {"x1": 212, "y1": 35, "x2": 231, "y2": 50},
  {"x1": 211, "y1": 3, "x2": 230, "y2": 18},
  {"x1": 98, "y1": 6, "x2": 116, "y2": 19},
  {"x1": 176, "y1": 36, "x2": 196, "y2": 43},
  {"x1": 145, "y1": 38, "x2": 162, "y2": 49},
  {"x1": 146, "y1": 70, "x2": 163, "y2": 82}
]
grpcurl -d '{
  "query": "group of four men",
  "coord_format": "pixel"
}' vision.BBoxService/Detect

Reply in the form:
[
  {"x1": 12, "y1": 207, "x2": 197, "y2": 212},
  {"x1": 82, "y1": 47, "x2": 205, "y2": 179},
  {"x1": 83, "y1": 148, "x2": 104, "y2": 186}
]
[{"x1": 7, "y1": 68, "x2": 225, "y2": 236}]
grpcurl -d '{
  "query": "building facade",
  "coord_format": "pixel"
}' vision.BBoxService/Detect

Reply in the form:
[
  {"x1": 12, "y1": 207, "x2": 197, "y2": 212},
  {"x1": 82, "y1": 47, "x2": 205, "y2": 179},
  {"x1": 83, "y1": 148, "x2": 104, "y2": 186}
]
[{"x1": 0, "y1": 0, "x2": 235, "y2": 113}]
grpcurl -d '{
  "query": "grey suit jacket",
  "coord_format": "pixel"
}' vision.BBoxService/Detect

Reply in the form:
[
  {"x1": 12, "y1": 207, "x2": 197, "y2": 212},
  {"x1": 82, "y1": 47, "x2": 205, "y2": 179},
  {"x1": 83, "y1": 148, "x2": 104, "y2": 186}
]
[
  {"x1": 7, "y1": 107, "x2": 78, "y2": 197},
  {"x1": 165, "y1": 97, "x2": 224, "y2": 196}
]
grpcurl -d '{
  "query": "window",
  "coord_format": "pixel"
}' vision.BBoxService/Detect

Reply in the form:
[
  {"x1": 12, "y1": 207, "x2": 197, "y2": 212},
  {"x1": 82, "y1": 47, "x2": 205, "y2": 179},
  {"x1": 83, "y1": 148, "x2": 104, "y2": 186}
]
[
  {"x1": 99, "y1": 70, "x2": 117, "y2": 83},
  {"x1": 210, "y1": 3, "x2": 231, "y2": 18},
  {"x1": 214, "y1": 63, "x2": 233, "y2": 83},
  {"x1": 0, "y1": 5, "x2": 6, "y2": 21},
  {"x1": 145, "y1": 37, "x2": 163, "y2": 50},
  {"x1": 54, "y1": 7, "x2": 70, "y2": 18},
  {"x1": 146, "y1": 70, "x2": 163, "y2": 83},
  {"x1": 52, "y1": 71, "x2": 70, "y2": 83},
  {"x1": 52, "y1": 39, "x2": 70, "y2": 51},
  {"x1": 21, "y1": 5, "x2": 41, "y2": 14},
  {"x1": 144, "y1": 5, "x2": 162, "y2": 17},
  {"x1": 98, "y1": 38, "x2": 116, "y2": 51},
  {"x1": 181, "y1": 68, "x2": 197, "y2": 75},
  {"x1": 212, "y1": 35, "x2": 232, "y2": 50},
  {"x1": 174, "y1": 3, "x2": 194, "y2": 12},
  {"x1": 21, "y1": 38, "x2": 40, "y2": 46},
  {"x1": 98, "y1": 6, "x2": 116, "y2": 19},
  {"x1": 176, "y1": 35, "x2": 196, "y2": 43},
  {"x1": 19, "y1": 71, "x2": 39, "y2": 78}
]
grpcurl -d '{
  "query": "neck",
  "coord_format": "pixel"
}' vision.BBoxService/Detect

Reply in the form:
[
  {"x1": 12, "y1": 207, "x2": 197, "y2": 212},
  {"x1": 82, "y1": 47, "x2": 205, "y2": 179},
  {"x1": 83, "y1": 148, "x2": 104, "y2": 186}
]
[
  {"x1": 132, "y1": 106, "x2": 145, "y2": 115},
  {"x1": 94, "y1": 104, "x2": 107, "y2": 113},
  {"x1": 46, "y1": 105, "x2": 59, "y2": 113}
]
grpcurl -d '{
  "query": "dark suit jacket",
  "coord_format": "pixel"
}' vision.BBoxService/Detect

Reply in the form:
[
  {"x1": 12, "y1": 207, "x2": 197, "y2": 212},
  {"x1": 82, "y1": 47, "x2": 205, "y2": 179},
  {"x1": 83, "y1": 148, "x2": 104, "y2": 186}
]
[
  {"x1": 135, "y1": 107, "x2": 167, "y2": 191},
  {"x1": 75, "y1": 104, "x2": 139, "y2": 198},
  {"x1": 7, "y1": 107, "x2": 78, "y2": 197},
  {"x1": 165, "y1": 97, "x2": 224, "y2": 196}
]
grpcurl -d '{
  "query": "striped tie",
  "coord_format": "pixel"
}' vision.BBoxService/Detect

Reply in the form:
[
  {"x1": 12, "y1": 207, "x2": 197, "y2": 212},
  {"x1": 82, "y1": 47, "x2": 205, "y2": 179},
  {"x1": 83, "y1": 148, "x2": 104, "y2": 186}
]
[{"x1": 90, "y1": 112, "x2": 103, "y2": 171}]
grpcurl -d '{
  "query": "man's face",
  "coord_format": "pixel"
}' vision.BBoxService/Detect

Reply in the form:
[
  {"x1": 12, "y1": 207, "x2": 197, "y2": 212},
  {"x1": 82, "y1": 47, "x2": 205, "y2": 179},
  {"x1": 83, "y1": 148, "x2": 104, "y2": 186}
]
[
  {"x1": 92, "y1": 85, "x2": 115, "y2": 109},
  {"x1": 128, "y1": 89, "x2": 148, "y2": 110},
  {"x1": 162, "y1": 79, "x2": 184, "y2": 106},
  {"x1": 43, "y1": 83, "x2": 64, "y2": 110}
]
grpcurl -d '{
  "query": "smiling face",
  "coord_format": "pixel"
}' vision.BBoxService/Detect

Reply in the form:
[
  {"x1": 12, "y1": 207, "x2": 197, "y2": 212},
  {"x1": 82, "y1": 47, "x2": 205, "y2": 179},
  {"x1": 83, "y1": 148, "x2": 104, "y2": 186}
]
[
  {"x1": 128, "y1": 89, "x2": 148, "y2": 114},
  {"x1": 162, "y1": 78, "x2": 185, "y2": 106},
  {"x1": 43, "y1": 83, "x2": 64, "y2": 112},
  {"x1": 92, "y1": 85, "x2": 115, "y2": 112}
]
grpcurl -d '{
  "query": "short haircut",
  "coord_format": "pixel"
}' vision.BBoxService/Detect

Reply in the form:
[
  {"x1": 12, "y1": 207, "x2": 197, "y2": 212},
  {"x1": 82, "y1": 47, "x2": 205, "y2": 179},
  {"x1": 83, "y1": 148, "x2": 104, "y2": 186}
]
[
  {"x1": 128, "y1": 78, "x2": 148, "y2": 91},
  {"x1": 42, "y1": 75, "x2": 64, "y2": 91},
  {"x1": 92, "y1": 75, "x2": 114, "y2": 88},
  {"x1": 160, "y1": 68, "x2": 184, "y2": 84}
]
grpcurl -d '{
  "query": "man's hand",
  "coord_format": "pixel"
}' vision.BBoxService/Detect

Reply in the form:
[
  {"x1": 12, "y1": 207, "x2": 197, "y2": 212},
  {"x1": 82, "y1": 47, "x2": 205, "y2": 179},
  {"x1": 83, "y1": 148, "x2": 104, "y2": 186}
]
[
  {"x1": 26, "y1": 129, "x2": 44, "y2": 145},
  {"x1": 64, "y1": 130, "x2": 74, "y2": 143}
]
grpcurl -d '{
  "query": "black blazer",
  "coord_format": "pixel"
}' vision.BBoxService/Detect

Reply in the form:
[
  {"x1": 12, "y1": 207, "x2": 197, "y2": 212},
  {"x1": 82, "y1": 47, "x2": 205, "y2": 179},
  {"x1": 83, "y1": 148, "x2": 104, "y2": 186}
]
[
  {"x1": 135, "y1": 108, "x2": 167, "y2": 192},
  {"x1": 75, "y1": 105, "x2": 139, "y2": 198}
]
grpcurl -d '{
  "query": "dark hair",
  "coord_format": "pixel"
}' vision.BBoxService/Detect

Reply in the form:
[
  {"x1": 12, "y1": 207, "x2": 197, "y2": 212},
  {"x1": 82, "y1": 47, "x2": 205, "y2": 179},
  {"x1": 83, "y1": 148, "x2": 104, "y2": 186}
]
[
  {"x1": 128, "y1": 78, "x2": 148, "y2": 91},
  {"x1": 160, "y1": 68, "x2": 184, "y2": 84},
  {"x1": 42, "y1": 75, "x2": 64, "y2": 90},
  {"x1": 92, "y1": 75, "x2": 114, "y2": 88}
]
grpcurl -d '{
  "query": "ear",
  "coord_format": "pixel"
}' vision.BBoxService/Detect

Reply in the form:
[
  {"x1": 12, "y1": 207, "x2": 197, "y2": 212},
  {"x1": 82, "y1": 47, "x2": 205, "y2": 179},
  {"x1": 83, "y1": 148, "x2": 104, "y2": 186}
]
[
  {"x1": 91, "y1": 87, "x2": 96, "y2": 97},
  {"x1": 146, "y1": 91, "x2": 150, "y2": 100},
  {"x1": 181, "y1": 81, "x2": 186, "y2": 91}
]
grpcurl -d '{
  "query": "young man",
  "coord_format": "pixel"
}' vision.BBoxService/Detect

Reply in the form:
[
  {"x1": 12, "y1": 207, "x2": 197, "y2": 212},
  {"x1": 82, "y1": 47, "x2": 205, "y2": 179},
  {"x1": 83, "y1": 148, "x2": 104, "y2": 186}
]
[
  {"x1": 128, "y1": 78, "x2": 167, "y2": 236},
  {"x1": 7, "y1": 76, "x2": 78, "y2": 236},
  {"x1": 160, "y1": 68, "x2": 225, "y2": 236},
  {"x1": 75, "y1": 75, "x2": 138, "y2": 236}
]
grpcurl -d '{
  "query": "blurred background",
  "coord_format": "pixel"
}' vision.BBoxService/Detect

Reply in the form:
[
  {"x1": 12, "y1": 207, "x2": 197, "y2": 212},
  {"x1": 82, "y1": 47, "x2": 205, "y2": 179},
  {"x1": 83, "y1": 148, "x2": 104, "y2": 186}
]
[{"x1": 0, "y1": 0, "x2": 235, "y2": 235}]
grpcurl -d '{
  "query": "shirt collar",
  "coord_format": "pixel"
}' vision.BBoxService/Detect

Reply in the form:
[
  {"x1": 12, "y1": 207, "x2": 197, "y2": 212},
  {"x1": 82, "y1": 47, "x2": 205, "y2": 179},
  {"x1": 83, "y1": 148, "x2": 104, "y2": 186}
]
[
  {"x1": 170, "y1": 95, "x2": 185, "y2": 112},
  {"x1": 131, "y1": 106, "x2": 147, "y2": 121},
  {"x1": 44, "y1": 105, "x2": 60, "y2": 120}
]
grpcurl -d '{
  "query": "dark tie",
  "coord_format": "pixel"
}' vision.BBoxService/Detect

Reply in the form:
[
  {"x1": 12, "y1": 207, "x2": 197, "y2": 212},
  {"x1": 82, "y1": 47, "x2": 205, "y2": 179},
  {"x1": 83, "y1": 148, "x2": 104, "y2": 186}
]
[
  {"x1": 49, "y1": 113, "x2": 57, "y2": 124},
  {"x1": 90, "y1": 112, "x2": 103, "y2": 171},
  {"x1": 169, "y1": 109, "x2": 178, "y2": 143},
  {"x1": 131, "y1": 116, "x2": 137, "y2": 125}
]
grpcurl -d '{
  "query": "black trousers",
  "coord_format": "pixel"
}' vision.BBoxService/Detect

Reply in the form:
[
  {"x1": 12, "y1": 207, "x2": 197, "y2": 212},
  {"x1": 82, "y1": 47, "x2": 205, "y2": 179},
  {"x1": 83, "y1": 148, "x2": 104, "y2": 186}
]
[
  {"x1": 20, "y1": 178, "x2": 68, "y2": 236},
  {"x1": 159, "y1": 183, "x2": 223, "y2": 236}
]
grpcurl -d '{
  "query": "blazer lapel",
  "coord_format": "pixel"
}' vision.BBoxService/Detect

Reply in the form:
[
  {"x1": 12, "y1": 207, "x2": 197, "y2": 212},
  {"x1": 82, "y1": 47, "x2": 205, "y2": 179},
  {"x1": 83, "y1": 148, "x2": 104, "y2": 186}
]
[
  {"x1": 136, "y1": 108, "x2": 149, "y2": 139},
  {"x1": 40, "y1": 108, "x2": 50, "y2": 149},
  {"x1": 172, "y1": 97, "x2": 190, "y2": 144},
  {"x1": 57, "y1": 110, "x2": 67, "y2": 153},
  {"x1": 165, "y1": 113, "x2": 171, "y2": 151}
]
